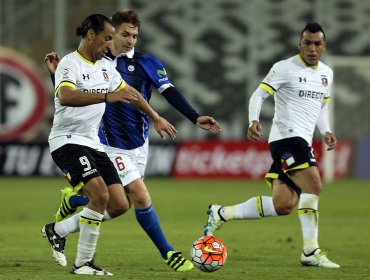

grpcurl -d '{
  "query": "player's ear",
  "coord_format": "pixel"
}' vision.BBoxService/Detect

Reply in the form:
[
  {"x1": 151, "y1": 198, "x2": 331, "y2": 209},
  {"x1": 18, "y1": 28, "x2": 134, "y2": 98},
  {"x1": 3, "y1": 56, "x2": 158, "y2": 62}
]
[{"x1": 87, "y1": 29, "x2": 95, "y2": 41}]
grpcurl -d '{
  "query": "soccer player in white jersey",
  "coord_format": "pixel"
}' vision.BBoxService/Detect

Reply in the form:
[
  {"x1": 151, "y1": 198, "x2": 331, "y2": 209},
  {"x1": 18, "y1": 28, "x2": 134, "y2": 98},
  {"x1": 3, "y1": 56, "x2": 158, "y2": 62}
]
[
  {"x1": 204, "y1": 23, "x2": 340, "y2": 268},
  {"x1": 43, "y1": 10, "x2": 219, "y2": 273},
  {"x1": 42, "y1": 14, "x2": 177, "y2": 276}
]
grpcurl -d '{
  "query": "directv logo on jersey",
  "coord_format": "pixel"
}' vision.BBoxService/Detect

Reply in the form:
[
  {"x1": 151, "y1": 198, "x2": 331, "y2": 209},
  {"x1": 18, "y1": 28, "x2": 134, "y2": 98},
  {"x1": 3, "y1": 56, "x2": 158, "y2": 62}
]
[
  {"x1": 298, "y1": 90, "x2": 324, "y2": 100},
  {"x1": 83, "y1": 88, "x2": 109, "y2": 93}
]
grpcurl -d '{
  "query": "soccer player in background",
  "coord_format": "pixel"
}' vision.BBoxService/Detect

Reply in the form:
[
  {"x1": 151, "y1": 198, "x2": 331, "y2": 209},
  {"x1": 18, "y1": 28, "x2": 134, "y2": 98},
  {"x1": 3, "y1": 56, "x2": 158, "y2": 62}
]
[
  {"x1": 42, "y1": 14, "x2": 178, "y2": 275},
  {"x1": 204, "y1": 23, "x2": 340, "y2": 268},
  {"x1": 44, "y1": 9, "x2": 220, "y2": 272}
]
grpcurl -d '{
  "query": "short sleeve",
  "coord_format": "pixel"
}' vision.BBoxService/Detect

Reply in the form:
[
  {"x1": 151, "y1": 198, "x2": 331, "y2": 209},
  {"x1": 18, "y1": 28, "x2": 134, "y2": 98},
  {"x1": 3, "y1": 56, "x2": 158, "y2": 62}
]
[
  {"x1": 54, "y1": 57, "x2": 78, "y2": 94},
  {"x1": 140, "y1": 54, "x2": 173, "y2": 92},
  {"x1": 260, "y1": 61, "x2": 288, "y2": 94},
  {"x1": 109, "y1": 65, "x2": 125, "y2": 92}
]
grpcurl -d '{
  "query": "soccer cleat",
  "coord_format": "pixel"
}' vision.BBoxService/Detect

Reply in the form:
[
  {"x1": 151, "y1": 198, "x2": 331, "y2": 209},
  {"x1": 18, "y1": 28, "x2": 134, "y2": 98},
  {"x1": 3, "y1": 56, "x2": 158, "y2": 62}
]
[
  {"x1": 41, "y1": 223, "x2": 67, "y2": 267},
  {"x1": 203, "y1": 204, "x2": 225, "y2": 236},
  {"x1": 71, "y1": 261, "x2": 113, "y2": 276},
  {"x1": 301, "y1": 249, "x2": 340, "y2": 268},
  {"x1": 165, "y1": 251, "x2": 194, "y2": 272},
  {"x1": 55, "y1": 186, "x2": 77, "y2": 222}
]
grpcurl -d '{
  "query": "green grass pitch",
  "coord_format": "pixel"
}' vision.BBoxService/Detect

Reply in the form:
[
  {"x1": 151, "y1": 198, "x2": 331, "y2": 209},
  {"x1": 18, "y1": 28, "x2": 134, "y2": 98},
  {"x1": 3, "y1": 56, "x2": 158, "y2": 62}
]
[{"x1": 0, "y1": 177, "x2": 369, "y2": 279}]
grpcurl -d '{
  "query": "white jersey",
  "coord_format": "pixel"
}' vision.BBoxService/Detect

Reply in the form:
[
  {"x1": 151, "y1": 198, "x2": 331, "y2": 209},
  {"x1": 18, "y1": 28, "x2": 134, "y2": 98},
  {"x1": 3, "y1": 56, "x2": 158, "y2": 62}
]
[
  {"x1": 49, "y1": 51, "x2": 125, "y2": 152},
  {"x1": 260, "y1": 55, "x2": 333, "y2": 145}
]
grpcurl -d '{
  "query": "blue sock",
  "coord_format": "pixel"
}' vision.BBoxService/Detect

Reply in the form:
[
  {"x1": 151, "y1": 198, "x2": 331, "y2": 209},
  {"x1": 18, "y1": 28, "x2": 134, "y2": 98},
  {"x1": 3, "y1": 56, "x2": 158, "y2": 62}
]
[
  {"x1": 69, "y1": 195, "x2": 89, "y2": 208},
  {"x1": 135, "y1": 205, "x2": 173, "y2": 259}
]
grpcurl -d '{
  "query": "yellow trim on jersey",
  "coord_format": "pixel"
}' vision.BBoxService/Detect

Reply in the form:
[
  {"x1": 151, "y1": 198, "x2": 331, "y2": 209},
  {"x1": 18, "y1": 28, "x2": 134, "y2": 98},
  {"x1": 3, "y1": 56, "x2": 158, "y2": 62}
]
[
  {"x1": 113, "y1": 80, "x2": 126, "y2": 92},
  {"x1": 55, "y1": 81, "x2": 76, "y2": 96},
  {"x1": 298, "y1": 54, "x2": 318, "y2": 70},
  {"x1": 323, "y1": 97, "x2": 330, "y2": 103},
  {"x1": 80, "y1": 216, "x2": 102, "y2": 227},
  {"x1": 259, "y1": 83, "x2": 275, "y2": 95},
  {"x1": 75, "y1": 50, "x2": 98, "y2": 66}
]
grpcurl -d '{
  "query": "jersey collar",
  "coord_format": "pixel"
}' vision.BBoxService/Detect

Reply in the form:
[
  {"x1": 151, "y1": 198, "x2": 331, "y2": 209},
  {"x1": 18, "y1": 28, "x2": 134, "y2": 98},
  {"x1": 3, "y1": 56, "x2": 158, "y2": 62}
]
[
  {"x1": 75, "y1": 50, "x2": 98, "y2": 66},
  {"x1": 297, "y1": 54, "x2": 319, "y2": 70},
  {"x1": 117, "y1": 48, "x2": 135, "y2": 59},
  {"x1": 105, "y1": 48, "x2": 135, "y2": 61}
]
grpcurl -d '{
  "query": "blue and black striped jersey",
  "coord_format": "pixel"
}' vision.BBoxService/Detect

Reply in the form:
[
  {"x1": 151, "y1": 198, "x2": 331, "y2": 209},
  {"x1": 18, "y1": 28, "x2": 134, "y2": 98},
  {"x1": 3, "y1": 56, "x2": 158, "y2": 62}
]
[{"x1": 99, "y1": 49, "x2": 174, "y2": 149}]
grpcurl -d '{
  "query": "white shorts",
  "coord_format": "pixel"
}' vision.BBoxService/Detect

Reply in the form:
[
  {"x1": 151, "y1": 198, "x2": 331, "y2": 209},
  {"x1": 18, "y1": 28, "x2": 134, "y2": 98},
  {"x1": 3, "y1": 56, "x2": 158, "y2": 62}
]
[{"x1": 103, "y1": 138, "x2": 149, "y2": 186}]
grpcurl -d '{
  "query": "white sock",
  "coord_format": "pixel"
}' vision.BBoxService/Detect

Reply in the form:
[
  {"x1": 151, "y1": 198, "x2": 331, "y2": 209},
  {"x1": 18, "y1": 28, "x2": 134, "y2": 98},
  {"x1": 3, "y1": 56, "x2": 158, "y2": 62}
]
[
  {"x1": 221, "y1": 196, "x2": 278, "y2": 220},
  {"x1": 54, "y1": 210, "x2": 111, "y2": 238},
  {"x1": 75, "y1": 208, "x2": 104, "y2": 267},
  {"x1": 298, "y1": 193, "x2": 319, "y2": 254},
  {"x1": 54, "y1": 212, "x2": 82, "y2": 237}
]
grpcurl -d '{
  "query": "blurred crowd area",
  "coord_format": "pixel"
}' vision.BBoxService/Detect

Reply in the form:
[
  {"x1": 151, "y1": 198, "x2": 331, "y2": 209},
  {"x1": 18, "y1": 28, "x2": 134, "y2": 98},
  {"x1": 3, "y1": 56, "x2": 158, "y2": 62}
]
[{"x1": 1, "y1": 0, "x2": 370, "y2": 142}]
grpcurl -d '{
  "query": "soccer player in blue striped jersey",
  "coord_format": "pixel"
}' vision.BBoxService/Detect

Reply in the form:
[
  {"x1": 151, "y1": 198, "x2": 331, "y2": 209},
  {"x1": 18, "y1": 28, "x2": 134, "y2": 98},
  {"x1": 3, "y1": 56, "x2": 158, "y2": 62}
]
[{"x1": 44, "y1": 9, "x2": 220, "y2": 272}]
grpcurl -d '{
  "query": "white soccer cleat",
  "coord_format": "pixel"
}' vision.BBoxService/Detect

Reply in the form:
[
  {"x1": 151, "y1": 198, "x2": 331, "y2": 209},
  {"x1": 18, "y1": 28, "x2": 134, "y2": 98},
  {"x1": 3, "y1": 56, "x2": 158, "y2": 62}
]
[
  {"x1": 41, "y1": 223, "x2": 67, "y2": 267},
  {"x1": 203, "y1": 204, "x2": 225, "y2": 236},
  {"x1": 301, "y1": 249, "x2": 340, "y2": 268},
  {"x1": 71, "y1": 261, "x2": 113, "y2": 276}
]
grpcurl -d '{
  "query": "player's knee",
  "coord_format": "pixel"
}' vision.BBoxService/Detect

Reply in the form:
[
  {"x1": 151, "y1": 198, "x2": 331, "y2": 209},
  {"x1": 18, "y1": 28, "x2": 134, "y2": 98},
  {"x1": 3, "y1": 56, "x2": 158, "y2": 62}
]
[
  {"x1": 275, "y1": 204, "x2": 293, "y2": 215},
  {"x1": 133, "y1": 196, "x2": 151, "y2": 209},
  {"x1": 303, "y1": 176, "x2": 322, "y2": 195},
  {"x1": 311, "y1": 178, "x2": 322, "y2": 194},
  {"x1": 274, "y1": 198, "x2": 296, "y2": 215},
  {"x1": 107, "y1": 202, "x2": 130, "y2": 218},
  {"x1": 107, "y1": 207, "x2": 128, "y2": 218}
]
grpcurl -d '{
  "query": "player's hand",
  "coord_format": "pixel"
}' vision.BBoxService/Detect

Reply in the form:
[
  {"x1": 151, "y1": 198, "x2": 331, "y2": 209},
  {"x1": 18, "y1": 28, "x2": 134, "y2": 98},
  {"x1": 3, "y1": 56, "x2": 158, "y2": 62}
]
[
  {"x1": 247, "y1": 120, "x2": 262, "y2": 141},
  {"x1": 153, "y1": 116, "x2": 177, "y2": 140},
  {"x1": 44, "y1": 52, "x2": 60, "y2": 74},
  {"x1": 196, "y1": 116, "x2": 221, "y2": 135},
  {"x1": 107, "y1": 87, "x2": 139, "y2": 103},
  {"x1": 324, "y1": 132, "x2": 337, "y2": 151}
]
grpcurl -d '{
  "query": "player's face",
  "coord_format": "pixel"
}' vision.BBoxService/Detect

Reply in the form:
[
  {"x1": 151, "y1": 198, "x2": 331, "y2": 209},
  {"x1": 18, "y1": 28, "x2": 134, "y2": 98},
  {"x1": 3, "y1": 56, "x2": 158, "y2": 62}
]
[
  {"x1": 91, "y1": 22, "x2": 115, "y2": 61},
  {"x1": 113, "y1": 23, "x2": 139, "y2": 53},
  {"x1": 299, "y1": 31, "x2": 326, "y2": 66}
]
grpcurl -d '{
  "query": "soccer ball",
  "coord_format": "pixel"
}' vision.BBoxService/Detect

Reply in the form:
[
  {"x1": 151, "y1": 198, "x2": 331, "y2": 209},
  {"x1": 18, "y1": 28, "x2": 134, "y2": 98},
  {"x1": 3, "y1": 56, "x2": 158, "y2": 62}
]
[{"x1": 190, "y1": 236, "x2": 227, "y2": 272}]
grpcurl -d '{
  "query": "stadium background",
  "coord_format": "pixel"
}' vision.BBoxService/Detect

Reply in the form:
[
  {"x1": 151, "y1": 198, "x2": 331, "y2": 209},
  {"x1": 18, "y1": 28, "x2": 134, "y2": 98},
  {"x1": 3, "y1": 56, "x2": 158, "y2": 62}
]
[
  {"x1": 0, "y1": 0, "x2": 369, "y2": 179},
  {"x1": 1, "y1": 1, "x2": 370, "y2": 279}
]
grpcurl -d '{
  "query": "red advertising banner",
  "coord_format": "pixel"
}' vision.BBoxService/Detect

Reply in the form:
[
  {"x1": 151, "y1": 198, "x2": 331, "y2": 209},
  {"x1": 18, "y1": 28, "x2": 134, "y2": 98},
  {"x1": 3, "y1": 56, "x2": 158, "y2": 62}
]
[
  {"x1": 172, "y1": 140, "x2": 353, "y2": 179},
  {"x1": 0, "y1": 140, "x2": 353, "y2": 178}
]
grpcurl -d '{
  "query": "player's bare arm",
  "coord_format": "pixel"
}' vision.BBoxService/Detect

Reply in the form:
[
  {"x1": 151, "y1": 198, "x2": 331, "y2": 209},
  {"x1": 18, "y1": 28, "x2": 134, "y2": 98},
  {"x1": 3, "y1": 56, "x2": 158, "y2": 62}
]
[
  {"x1": 196, "y1": 116, "x2": 221, "y2": 135},
  {"x1": 59, "y1": 86, "x2": 138, "y2": 107},
  {"x1": 247, "y1": 120, "x2": 262, "y2": 141}
]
